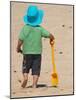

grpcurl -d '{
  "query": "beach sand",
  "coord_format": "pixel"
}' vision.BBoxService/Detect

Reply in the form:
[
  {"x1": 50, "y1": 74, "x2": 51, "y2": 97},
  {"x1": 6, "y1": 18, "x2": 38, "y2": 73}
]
[{"x1": 11, "y1": 2, "x2": 74, "y2": 98}]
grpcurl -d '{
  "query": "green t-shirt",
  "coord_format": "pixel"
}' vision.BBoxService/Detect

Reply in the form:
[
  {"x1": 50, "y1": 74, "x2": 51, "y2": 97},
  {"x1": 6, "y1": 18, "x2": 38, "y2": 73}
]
[{"x1": 18, "y1": 24, "x2": 50, "y2": 54}]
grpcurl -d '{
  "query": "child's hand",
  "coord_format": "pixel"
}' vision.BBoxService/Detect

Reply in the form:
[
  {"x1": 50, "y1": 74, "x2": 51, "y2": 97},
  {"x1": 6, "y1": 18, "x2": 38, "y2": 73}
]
[
  {"x1": 50, "y1": 40, "x2": 54, "y2": 46},
  {"x1": 50, "y1": 34, "x2": 54, "y2": 45},
  {"x1": 17, "y1": 48, "x2": 22, "y2": 53}
]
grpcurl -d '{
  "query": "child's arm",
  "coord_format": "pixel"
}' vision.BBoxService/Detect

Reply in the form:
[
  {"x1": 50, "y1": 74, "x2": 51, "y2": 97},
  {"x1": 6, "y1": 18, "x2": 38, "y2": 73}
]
[
  {"x1": 41, "y1": 26, "x2": 54, "y2": 44},
  {"x1": 16, "y1": 39, "x2": 23, "y2": 53}
]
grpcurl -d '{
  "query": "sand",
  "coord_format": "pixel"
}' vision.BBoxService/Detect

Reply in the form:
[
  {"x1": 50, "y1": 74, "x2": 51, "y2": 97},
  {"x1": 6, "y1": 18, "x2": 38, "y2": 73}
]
[{"x1": 11, "y1": 2, "x2": 74, "y2": 98}]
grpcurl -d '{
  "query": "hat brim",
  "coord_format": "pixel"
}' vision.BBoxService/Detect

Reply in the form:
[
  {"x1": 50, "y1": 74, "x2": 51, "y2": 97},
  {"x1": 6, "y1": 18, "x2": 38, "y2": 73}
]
[{"x1": 23, "y1": 10, "x2": 44, "y2": 26}]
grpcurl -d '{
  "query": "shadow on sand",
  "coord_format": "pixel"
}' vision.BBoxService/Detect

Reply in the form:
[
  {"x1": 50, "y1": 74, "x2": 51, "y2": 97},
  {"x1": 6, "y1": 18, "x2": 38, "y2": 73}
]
[
  {"x1": 27, "y1": 84, "x2": 47, "y2": 88},
  {"x1": 27, "y1": 84, "x2": 58, "y2": 88}
]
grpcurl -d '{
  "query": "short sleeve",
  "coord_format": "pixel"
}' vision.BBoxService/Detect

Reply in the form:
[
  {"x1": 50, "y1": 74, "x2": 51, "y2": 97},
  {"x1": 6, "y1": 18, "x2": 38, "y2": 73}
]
[
  {"x1": 41, "y1": 26, "x2": 50, "y2": 38},
  {"x1": 18, "y1": 27, "x2": 25, "y2": 41}
]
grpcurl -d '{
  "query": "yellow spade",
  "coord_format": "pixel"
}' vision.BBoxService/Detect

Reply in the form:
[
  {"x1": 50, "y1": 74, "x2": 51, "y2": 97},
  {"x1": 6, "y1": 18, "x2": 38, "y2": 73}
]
[{"x1": 51, "y1": 41, "x2": 58, "y2": 87}]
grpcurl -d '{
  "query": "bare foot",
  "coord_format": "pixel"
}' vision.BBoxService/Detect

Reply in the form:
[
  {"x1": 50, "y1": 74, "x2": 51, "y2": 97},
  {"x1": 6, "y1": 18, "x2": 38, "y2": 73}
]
[
  {"x1": 32, "y1": 85, "x2": 37, "y2": 88},
  {"x1": 21, "y1": 80, "x2": 27, "y2": 88}
]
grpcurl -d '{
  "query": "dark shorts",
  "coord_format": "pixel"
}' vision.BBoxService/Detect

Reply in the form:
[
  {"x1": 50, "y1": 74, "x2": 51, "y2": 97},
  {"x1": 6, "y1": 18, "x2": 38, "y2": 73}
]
[{"x1": 22, "y1": 54, "x2": 41, "y2": 76}]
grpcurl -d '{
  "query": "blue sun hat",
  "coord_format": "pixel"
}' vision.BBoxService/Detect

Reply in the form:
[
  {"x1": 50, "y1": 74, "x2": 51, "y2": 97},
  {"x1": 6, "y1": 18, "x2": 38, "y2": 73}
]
[{"x1": 23, "y1": 5, "x2": 44, "y2": 26}]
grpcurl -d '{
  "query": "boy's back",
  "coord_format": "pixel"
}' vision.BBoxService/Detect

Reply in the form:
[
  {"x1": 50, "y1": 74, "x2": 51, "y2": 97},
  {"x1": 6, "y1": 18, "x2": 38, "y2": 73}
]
[{"x1": 19, "y1": 24, "x2": 50, "y2": 54}]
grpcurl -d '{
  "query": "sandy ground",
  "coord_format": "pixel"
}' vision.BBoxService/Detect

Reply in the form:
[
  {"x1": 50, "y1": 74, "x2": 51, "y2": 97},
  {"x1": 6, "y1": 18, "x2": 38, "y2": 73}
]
[{"x1": 11, "y1": 2, "x2": 74, "y2": 98}]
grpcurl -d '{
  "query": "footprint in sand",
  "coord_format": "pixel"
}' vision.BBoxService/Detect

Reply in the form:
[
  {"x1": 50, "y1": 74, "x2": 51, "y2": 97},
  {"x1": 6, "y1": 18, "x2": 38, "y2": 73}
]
[
  {"x1": 59, "y1": 51, "x2": 63, "y2": 54},
  {"x1": 14, "y1": 70, "x2": 17, "y2": 73},
  {"x1": 18, "y1": 80, "x2": 21, "y2": 83},
  {"x1": 62, "y1": 24, "x2": 65, "y2": 27}
]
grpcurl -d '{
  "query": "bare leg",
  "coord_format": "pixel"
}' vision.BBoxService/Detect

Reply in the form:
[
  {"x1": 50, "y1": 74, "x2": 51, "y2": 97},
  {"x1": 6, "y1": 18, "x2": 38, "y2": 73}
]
[
  {"x1": 21, "y1": 73, "x2": 28, "y2": 88},
  {"x1": 32, "y1": 75, "x2": 39, "y2": 88}
]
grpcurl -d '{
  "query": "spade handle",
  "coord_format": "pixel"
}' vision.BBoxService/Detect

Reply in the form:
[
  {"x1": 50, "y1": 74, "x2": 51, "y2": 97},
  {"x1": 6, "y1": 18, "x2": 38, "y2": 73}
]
[{"x1": 51, "y1": 43, "x2": 56, "y2": 73}]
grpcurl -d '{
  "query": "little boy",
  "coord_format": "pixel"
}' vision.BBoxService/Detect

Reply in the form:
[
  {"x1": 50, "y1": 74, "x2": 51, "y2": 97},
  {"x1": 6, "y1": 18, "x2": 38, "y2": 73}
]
[{"x1": 17, "y1": 5, "x2": 54, "y2": 88}]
